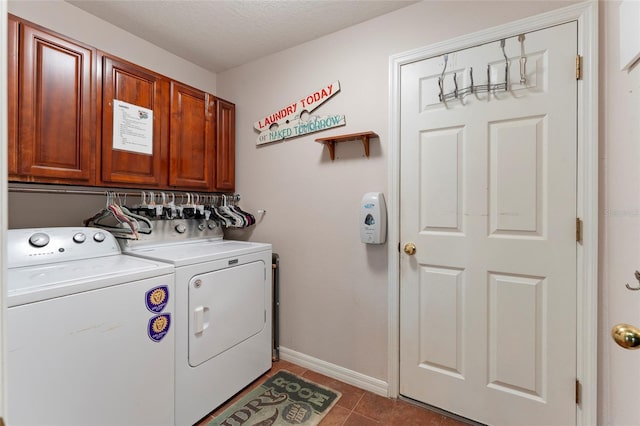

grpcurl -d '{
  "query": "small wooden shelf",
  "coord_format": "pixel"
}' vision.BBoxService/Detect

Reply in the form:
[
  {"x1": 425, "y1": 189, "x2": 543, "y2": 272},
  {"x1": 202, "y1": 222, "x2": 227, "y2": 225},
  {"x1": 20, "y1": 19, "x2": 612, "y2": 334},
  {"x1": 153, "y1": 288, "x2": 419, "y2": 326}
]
[{"x1": 315, "y1": 131, "x2": 378, "y2": 161}]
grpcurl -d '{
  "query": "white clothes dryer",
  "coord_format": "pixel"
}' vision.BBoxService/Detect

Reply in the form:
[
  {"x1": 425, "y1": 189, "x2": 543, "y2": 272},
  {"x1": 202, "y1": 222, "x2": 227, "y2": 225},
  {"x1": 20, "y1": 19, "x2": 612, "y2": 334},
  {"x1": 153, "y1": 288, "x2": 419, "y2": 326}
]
[
  {"x1": 119, "y1": 219, "x2": 272, "y2": 426},
  {"x1": 6, "y1": 227, "x2": 175, "y2": 426}
]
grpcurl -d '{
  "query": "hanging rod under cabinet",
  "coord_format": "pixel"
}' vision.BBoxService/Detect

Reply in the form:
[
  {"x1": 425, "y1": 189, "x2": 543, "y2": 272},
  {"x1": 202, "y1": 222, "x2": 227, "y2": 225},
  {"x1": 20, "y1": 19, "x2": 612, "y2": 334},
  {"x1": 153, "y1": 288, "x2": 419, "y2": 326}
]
[{"x1": 8, "y1": 184, "x2": 239, "y2": 199}]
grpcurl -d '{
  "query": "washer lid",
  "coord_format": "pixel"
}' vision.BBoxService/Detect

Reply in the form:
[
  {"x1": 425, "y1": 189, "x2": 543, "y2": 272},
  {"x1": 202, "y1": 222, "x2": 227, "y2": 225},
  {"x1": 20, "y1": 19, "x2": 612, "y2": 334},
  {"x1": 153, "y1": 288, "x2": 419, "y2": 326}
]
[
  {"x1": 124, "y1": 239, "x2": 271, "y2": 267},
  {"x1": 7, "y1": 255, "x2": 174, "y2": 307}
]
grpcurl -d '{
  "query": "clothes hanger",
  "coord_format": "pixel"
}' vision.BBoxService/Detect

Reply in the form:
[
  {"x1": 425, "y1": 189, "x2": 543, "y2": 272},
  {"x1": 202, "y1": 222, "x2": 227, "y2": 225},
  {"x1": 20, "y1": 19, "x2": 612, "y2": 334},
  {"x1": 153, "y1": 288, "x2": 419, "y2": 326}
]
[{"x1": 85, "y1": 192, "x2": 139, "y2": 239}]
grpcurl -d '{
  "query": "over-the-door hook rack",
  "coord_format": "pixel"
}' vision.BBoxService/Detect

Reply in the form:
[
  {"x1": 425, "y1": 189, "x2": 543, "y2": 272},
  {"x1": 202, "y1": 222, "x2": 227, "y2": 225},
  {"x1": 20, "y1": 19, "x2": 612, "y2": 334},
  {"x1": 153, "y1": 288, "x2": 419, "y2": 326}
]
[{"x1": 438, "y1": 38, "x2": 510, "y2": 103}]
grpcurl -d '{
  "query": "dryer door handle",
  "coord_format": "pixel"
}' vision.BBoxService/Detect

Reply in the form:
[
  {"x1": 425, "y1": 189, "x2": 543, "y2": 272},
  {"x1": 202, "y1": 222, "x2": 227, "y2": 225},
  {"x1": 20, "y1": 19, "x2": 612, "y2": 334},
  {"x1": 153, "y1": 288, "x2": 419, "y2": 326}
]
[{"x1": 194, "y1": 306, "x2": 210, "y2": 334}]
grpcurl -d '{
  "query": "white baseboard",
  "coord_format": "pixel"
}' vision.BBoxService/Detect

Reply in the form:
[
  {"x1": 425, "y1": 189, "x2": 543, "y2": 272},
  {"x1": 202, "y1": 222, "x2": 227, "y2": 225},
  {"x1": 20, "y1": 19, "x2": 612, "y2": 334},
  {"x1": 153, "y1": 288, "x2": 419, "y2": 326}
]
[{"x1": 278, "y1": 346, "x2": 388, "y2": 397}]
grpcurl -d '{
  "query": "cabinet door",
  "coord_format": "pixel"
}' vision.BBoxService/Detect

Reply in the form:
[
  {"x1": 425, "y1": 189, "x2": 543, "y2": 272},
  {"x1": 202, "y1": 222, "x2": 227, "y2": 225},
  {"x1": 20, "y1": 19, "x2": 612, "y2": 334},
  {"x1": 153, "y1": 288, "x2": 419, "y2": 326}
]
[
  {"x1": 215, "y1": 98, "x2": 236, "y2": 191},
  {"x1": 169, "y1": 82, "x2": 215, "y2": 190},
  {"x1": 17, "y1": 22, "x2": 95, "y2": 184},
  {"x1": 7, "y1": 15, "x2": 18, "y2": 176},
  {"x1": 99, "y1": 54, "x2": 169, "y2": 188}
]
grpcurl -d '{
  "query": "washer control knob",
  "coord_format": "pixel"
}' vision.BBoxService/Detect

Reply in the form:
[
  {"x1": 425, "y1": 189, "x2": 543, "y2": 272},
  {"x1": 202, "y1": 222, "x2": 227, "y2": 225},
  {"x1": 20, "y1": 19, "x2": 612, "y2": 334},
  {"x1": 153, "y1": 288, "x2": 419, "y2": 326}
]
[
  {"x1": 198, "y1": 223, "x2": 206, "y2": 231},
  {"x1": 93, "y1": 232, "x2": 106, "y2": 243},
  {"x1": 175, "y1": 224, "x2": 187, "y2": 234},
  {"x1": 29, "y1": 232, "x2": 50, "y2": 248},
  {"x1": 73, "y1": 232, "x2": 87, "y2": 243},
  {"x1": 208, "y1": 222, "x2": 216, "y2": 230}
]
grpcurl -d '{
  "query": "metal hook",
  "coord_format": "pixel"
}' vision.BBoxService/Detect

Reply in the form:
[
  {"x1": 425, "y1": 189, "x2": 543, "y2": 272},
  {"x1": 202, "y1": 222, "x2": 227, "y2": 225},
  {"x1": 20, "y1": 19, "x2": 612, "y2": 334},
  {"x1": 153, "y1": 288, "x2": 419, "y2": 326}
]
[
  {"x1": 500, "y1": 39, "x2": 509, "y2": 89},
  {"x1": 438, "y1": 54, "x2": 448, "y2": 102},
  {"x1": 626, "y1": 270, "x2": 640, "y2": 291},
  {"x1": 486, "y1": 64, "x2": 491, "y2": 96},
  {"x1": 518, "y1": 34, "x2": 527, "y2": 85},
  {"x1": 453, "y1": 73, "x2": 458, "y2": 98}
]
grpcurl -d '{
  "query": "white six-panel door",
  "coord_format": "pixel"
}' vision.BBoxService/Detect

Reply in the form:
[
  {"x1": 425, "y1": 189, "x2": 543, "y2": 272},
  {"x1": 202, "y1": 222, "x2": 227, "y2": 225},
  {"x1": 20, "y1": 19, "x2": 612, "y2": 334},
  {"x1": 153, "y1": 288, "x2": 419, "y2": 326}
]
[{"x1": 400, "y1": 22, "x2": 578, "y2": 426}]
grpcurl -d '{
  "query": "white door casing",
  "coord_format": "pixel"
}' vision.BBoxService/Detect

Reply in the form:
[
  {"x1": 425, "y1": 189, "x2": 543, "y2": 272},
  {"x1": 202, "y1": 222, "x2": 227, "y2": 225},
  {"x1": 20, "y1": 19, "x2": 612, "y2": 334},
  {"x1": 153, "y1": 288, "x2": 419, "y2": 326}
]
[
  {"x1": 400, "y1": 22, "x2": 576, "y2": 426},
  {"x1": 387, "y1": 2, "x2": 598, "y2": 425},
  {"x1": 1, "y1": 2, "x2": 8, "y2": 423}
]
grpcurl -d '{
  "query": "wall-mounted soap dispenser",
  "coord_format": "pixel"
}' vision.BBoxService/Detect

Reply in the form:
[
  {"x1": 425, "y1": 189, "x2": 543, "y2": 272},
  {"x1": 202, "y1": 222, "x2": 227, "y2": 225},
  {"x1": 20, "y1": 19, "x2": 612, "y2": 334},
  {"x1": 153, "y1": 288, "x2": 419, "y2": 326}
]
[{"x1": 360, "y1": 192, "x2": 387, "y2": 244}]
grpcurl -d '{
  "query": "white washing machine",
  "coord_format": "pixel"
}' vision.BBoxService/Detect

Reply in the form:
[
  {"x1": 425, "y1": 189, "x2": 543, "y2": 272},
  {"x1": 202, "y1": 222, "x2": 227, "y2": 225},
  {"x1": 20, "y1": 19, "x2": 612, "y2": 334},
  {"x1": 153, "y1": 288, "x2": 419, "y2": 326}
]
[
  {"x1": 6, "y1": 227, "x2": 175, "y2": 426},
  {"x1": 119, "y1": 219, "x2": 272, "y2": 426}
]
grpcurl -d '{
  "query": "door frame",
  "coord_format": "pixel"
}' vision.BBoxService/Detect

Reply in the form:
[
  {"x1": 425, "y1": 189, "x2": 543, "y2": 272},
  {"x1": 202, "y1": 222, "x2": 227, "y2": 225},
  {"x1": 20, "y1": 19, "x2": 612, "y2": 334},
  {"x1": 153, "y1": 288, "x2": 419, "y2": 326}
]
[
  {"x1": 387, "y1": 2, "x2": 598, "y2": 425},
  {"x1": 1, "y1": 1, "x2": 8, "y2": 423}
]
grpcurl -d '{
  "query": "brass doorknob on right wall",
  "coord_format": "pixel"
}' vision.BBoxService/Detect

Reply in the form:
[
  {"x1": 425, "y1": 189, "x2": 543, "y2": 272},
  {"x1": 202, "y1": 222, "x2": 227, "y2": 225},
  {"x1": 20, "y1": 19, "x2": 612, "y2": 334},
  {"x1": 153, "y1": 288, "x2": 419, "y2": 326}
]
[
  {"x1": 611, "y1": 323, "x2": 640, "y2": 350},
  {"x1": 403, "y1": 242, "x2": 416, "y2": 255}
]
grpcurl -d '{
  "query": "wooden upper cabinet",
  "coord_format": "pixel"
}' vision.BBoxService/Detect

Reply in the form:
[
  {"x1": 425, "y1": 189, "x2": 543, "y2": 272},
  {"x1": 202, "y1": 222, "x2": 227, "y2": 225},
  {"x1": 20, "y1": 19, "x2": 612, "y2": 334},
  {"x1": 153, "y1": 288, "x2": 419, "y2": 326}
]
[
  {"x1": 7, "y1": 15, "x2": 19, "y2": 176},
  {"x1": 98, "y1": 53, "x2": 169, "y2": 188},
  {"x1": 215, "y1": 98, "x2": 236, "y2": 191},
  {"x1": 7, "y1": 17, "x2": 235, "y2": 192},
  {"x1": 169, "y1": 82, "x2": 215, "y2": 190},
  {"x1": 14, "y1": 19, "x2": 95, "y2": 184}
]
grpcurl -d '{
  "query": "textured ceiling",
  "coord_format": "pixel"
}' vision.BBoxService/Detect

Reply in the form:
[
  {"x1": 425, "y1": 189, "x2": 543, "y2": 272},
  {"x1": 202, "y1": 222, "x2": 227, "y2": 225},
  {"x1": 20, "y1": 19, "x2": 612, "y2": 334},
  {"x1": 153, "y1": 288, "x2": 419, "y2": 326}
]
[{"x1": 66, "y1": 0, "x2": 418, "y2": 73}]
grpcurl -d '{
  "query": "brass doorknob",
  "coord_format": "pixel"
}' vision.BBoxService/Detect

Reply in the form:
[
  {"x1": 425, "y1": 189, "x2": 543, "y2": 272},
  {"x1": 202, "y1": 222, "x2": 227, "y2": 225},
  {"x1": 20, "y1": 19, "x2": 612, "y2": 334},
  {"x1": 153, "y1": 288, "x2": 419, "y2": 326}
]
[
  {"x1": 611, "y1": 323, "x2": 640, "y2": 350},
  {"x1": 403, "y1": 243, "x2": 416, "y2": 255}
]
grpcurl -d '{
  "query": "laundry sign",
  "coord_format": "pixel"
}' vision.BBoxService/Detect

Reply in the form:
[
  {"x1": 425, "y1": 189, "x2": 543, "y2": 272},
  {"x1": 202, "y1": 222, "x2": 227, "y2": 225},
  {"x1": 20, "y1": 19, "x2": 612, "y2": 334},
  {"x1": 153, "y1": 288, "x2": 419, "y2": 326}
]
[{"x1": 254, "y1": 81, "x2": 345, "y2": 145}]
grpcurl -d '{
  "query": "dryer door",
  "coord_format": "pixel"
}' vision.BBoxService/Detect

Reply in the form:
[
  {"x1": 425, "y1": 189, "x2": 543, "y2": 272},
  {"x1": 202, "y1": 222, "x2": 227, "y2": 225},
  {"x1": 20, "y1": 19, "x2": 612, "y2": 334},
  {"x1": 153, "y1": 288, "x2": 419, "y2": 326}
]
[{"x1": 188, "y1": 260, "x2": 266, "y2": 366}]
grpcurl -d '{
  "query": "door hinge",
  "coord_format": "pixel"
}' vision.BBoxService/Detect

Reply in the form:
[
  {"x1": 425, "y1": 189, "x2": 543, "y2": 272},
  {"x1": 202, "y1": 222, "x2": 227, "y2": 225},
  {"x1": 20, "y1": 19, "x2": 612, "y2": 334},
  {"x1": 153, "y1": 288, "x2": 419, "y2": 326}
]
[
  {"x1": 576, "y1": 379, "x2": 582, "y2": 405},
  {"x1": 576, "y1": 55, "x2": 583, "y2": 80},
  {"x1": 576, "y1": 218, "x2": 583, "y2": 243}
]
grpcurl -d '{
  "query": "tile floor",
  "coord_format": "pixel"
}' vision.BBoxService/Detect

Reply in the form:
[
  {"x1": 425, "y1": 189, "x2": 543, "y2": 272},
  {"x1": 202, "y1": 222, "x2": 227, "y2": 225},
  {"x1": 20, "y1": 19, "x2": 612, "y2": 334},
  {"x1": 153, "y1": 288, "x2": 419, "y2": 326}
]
[{"x1": 196, "y1": 359, "x2": 471, "y2": 426}]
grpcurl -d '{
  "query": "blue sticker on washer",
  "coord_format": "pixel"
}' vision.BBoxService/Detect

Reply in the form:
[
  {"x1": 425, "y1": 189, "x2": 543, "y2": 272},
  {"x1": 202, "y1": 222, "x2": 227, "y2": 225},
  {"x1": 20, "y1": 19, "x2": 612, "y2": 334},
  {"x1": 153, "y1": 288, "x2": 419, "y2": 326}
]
[
  {"x1": 148, "y1": 313, "x2": 171, "y2": 342},
  {"x1": 145, "y1": 285, "x2": 169, "y2": 313}
]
